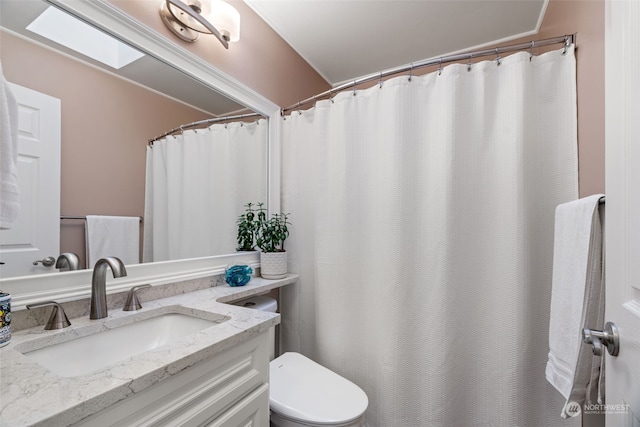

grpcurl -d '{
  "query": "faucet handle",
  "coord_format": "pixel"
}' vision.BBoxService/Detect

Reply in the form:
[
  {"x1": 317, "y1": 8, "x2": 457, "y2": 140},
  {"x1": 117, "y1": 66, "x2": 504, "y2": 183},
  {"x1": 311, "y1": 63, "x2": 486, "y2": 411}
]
[
  {"x1": 123, "y1": 284, "x2": 151, "y2": 311},
  {"x1": 26, "y1": 301, "x2": 71, "y2": 330}
]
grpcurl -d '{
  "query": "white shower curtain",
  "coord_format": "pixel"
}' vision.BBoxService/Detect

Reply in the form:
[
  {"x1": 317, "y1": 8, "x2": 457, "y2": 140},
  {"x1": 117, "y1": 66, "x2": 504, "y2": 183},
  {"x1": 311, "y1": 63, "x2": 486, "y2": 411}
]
[
  {"x1": 144, "y1": 119, "x2": 267, "y2": 262},
  {"x1": 281, "y1": 47, "x2": 578, "y2": 426}
]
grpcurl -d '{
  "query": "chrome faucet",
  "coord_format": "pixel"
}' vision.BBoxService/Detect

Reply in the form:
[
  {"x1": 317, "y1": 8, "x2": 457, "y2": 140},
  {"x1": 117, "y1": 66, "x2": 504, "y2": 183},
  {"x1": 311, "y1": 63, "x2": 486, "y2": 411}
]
[
  {"x1": 55, "y1": 252, "x2": 80, "y2": 271},
  {"x1": 90, "y1": 257, "x2": 127, "y2": 320}
]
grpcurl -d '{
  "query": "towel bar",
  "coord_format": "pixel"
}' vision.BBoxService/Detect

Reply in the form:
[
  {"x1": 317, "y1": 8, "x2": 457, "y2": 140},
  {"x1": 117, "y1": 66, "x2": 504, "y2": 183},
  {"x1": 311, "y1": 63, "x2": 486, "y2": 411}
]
[{"x1": 61, "y1": 215, "x2": 143, "y2": 222}]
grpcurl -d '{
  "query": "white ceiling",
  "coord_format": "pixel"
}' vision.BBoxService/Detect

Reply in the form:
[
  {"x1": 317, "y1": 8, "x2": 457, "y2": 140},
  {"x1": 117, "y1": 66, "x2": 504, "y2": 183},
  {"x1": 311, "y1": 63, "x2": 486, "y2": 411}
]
[{"x1": 245, "y1": 0, "x2": 548, "y2": 86}]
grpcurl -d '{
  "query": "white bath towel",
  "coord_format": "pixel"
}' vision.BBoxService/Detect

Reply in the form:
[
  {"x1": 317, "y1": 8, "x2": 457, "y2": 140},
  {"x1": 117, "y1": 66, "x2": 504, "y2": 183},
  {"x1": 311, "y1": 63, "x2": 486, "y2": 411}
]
[
  {"x1": 86, "y1": 215, "x2": 140, "y2": 268},
  {"x1": 0, "y1": 64, "x2": 20, "y2": 229},
  {"x1": 546, "y1": 194, "x2": 605, "y2": 417}
]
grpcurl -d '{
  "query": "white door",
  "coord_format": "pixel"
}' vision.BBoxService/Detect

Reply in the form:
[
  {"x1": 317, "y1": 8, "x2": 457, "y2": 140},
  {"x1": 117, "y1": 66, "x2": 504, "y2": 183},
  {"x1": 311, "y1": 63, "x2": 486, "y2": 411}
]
[
  {"x1": 604, "y1": 1, "x2": 640, "y2": 425},
  {"x1": 0, "y1": 83, "x2": 61, "y2": 277}
]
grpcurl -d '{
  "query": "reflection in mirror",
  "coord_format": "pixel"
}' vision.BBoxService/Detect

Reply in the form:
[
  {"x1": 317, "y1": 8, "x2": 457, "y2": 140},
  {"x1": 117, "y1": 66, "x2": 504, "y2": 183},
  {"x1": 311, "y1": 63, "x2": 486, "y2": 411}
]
[
  {"x1": 0, "y1": 0, "x2": 267, "y2": 278},
  {"x1": 145, "y1": 118, "x2": 266, "y2": 263}
]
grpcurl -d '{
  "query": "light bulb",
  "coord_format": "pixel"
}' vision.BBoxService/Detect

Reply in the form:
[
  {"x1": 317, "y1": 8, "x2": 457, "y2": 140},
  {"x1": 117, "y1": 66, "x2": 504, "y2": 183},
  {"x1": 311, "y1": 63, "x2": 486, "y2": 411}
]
[{"x1": 209, "y1": 1, "x2": 240, "y2": 42}]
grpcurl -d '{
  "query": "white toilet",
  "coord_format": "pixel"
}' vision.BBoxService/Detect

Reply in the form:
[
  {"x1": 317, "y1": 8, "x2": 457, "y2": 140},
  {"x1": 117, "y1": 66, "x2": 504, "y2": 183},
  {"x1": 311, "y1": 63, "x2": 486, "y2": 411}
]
[{"x1": 234, "y1": 296, "x2": 369, "y2": 426}]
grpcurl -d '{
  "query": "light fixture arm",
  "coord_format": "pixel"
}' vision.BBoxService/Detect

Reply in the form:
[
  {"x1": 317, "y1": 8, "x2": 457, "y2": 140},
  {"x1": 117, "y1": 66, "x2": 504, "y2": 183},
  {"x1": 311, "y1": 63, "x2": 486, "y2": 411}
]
[{"x1": 165, "y1": 0, "x2": 229, "y2": 49}]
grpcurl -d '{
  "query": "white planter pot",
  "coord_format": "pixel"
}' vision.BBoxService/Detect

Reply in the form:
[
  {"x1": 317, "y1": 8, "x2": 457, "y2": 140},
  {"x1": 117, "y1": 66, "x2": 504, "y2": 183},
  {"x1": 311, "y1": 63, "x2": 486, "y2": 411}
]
[{"x1": 260, "y1": 251, "x2": 287, "y2": 279}]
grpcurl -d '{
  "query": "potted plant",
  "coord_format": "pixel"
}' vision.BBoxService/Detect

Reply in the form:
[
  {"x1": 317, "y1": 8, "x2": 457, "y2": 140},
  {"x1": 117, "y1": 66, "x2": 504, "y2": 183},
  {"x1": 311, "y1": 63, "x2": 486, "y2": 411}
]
[
  {"x1": 255, "y1": 204, "x2": 290, "y2": 279},
  {"x1": 236, "y1": 202, "x2": 261, "y2": 251}
]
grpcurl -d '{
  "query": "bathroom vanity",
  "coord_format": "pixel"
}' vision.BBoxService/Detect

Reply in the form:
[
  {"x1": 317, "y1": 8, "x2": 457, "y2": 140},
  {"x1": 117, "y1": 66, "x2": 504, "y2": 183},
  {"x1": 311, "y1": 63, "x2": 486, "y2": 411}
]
[{"x1": 0, "y1": 275, "x2": 296, "y2": 426}]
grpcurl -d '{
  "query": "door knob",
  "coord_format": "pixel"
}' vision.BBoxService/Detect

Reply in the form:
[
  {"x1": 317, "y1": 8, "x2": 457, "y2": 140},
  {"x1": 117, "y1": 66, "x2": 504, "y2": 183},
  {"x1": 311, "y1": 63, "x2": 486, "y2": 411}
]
[
  {"x1": 583, "y1": 322, "x2": 619, "y2": 356},
  {"x1": 32, "y1": 256, "x2": 56, "y2": 267}
]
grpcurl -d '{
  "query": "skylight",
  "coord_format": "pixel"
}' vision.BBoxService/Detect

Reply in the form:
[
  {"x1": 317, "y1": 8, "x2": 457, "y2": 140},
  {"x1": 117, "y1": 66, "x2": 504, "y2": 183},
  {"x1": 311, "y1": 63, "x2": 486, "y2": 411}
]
[{"x1": 26, "y1": 6, "x2": 144, "y2": 70}]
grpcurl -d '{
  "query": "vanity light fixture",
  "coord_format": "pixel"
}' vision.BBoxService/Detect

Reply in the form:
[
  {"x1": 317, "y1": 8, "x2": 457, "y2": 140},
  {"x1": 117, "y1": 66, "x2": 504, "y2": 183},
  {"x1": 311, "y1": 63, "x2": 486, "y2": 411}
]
[{"x1": 160, "y1": 0, "x2": 240, "y2": 49}]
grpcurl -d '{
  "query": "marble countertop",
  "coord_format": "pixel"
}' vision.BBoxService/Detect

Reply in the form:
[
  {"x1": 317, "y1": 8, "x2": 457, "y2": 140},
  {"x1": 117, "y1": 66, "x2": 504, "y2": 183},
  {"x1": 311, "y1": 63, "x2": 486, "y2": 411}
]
[{"x1": 0, "y1": 275, "x2": 297, "y2": 427}]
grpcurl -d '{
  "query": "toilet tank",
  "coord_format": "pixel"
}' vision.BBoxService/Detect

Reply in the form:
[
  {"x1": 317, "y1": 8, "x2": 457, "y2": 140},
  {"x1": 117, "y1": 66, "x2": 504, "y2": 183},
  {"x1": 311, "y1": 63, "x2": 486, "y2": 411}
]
[
  {"x1": 233, "y1": 295, "x2": 277, "y2": 359},
  {"x1": 233, "y1": 295, "x2": 277, "y2": 312}
]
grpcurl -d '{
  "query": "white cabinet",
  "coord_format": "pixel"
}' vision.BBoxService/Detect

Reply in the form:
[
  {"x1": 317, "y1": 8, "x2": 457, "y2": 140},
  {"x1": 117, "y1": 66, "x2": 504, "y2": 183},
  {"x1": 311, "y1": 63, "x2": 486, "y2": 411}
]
[
  {"x1": 74, "y1": 333, "x2": 270, "y2": 426},
  {"x1": 206, "y1": 384, "x2": 269, "y2": 427}
]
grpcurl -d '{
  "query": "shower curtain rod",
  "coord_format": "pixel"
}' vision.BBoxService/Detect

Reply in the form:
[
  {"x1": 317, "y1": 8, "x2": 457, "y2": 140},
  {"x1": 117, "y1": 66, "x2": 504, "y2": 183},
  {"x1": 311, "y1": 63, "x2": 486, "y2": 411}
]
[
  {"x1": 282, "y1": 34, "x2": 576, "y2": 115},
  {"x1": 148, "y1": 112, "x2": 263, "y2": 145}
]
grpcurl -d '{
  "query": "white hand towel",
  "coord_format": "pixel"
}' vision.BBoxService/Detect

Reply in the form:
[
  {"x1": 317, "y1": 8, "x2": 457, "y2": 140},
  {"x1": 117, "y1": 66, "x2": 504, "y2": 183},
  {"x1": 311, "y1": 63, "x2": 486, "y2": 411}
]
[
  {"x1": 0, "y1": 64, "x2": 20, "y2": 229},
  {"x1": 545, "y1": 194, "x2": 605, "y2": 417},
  {"x1": 85, "y1": 215, "x2": 140, "y2": 268}
]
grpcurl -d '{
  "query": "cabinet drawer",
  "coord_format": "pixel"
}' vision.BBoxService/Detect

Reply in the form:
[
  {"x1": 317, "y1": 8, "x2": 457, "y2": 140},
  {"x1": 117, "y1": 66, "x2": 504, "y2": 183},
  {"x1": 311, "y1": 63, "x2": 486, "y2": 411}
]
[
  {"x1": 206, "y1": 383, "x2": 269, "y2": 427},
  {"x1": 74, "y1": 333, "x2": 269, "y2": 426}
]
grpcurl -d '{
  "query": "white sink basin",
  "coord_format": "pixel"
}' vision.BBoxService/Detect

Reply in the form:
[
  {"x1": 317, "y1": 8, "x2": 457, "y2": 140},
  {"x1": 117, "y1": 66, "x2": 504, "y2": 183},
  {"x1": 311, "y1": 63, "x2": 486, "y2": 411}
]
[{"x1": 19, "y1": 310, "x2": 224, "y2": 377}]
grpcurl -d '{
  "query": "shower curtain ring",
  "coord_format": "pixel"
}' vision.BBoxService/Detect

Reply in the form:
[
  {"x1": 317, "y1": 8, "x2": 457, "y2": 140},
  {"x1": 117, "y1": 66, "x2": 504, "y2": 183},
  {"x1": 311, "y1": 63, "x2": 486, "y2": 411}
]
[
  {"x1": 495, "y1": 48, "x2": 502, "y2": 66},
  {"x1": 467, "y1": 54, "x2": 473, "y2": 72},
  {"x1": 438, "y1": 58, "x2": 443, "y2": 75},
  {"x1": 353, "y1": 80, "x2": 357, "y2": 96},
  {"x1": 562, "y1": 35, "x2": 569, "y2": 54},
  {"x1": 379, "y1": 72, "x2": 383, "y2": 88},
  {"x1": 329, "y1": 89, "x2": 335, "y2": 103},
  {"x1": 408, "y1": 63, "x2": 413, "y2": 82},
  {"x1": 529, "y1": 41, "x2": 535, "y2": 61}
]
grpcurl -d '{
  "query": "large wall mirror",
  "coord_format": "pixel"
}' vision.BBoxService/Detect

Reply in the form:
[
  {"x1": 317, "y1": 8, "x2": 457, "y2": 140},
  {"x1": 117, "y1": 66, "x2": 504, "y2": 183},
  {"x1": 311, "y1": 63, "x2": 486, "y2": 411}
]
[{"x1": 0, "y1": 0, "x2": 280, "y2": 305}]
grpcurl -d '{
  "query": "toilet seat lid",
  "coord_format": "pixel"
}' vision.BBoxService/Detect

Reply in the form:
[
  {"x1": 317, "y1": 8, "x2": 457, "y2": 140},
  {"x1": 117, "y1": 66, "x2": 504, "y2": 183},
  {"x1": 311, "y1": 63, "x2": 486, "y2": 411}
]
[{"x1": 269, "y1": 352, "x2": 368, "y2": 425}]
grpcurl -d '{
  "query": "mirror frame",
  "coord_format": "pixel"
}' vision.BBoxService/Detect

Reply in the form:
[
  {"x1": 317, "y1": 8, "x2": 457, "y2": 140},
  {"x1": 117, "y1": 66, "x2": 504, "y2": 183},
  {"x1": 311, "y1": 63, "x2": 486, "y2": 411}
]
[{"x1": 1, "y1": 0, "x2": 282, "y2": 310}]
